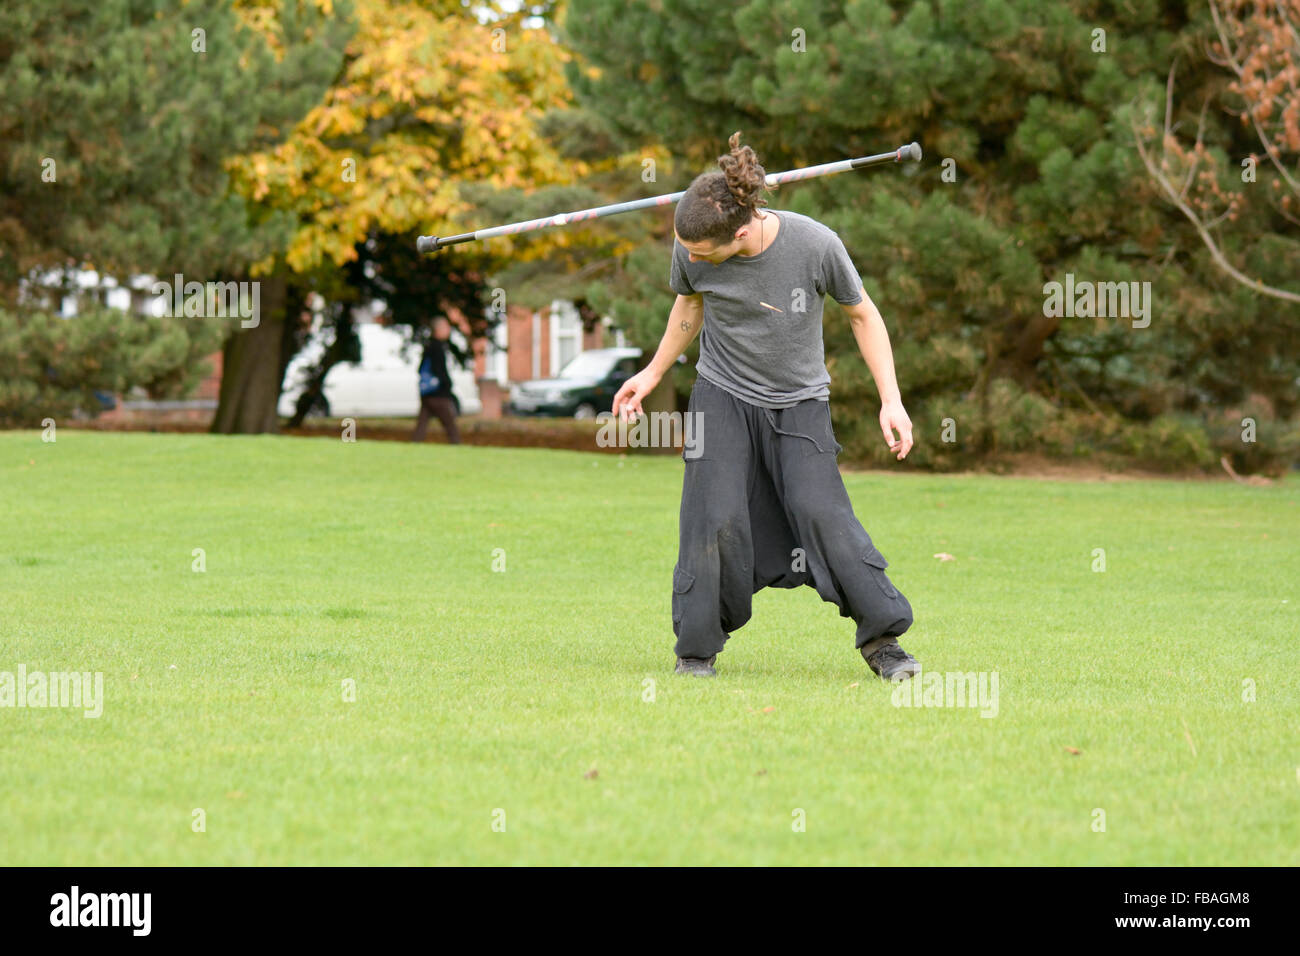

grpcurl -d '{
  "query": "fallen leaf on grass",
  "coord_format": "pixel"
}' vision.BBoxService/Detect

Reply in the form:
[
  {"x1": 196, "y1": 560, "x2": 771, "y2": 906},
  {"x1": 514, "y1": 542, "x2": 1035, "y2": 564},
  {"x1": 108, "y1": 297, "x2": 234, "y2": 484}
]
[
  {"x1": 756, "y1": 769, "x2": 767, "y2": 776},
  {"x1": 584, "y1": 768, "x2": 598, "y2": 780},
  {"x1": 847, "y1": 682, "x2": 859, "y2": 688},
  {"x1": 934, "y1": 552, "x2": 955, "y2": 562},
  {"x1": 1065, "y1": 747, "x2": 1081, "y2": 755},
  {"x1": 761, "y1": 706, "x2": 775, "y2": 713}
]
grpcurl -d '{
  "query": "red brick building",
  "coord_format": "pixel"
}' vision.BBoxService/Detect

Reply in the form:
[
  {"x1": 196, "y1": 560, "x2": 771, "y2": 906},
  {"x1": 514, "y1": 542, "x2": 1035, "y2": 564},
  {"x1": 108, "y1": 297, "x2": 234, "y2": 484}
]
[{"x1": 452, "y1": 300, "x2": 621, "y2": 418}]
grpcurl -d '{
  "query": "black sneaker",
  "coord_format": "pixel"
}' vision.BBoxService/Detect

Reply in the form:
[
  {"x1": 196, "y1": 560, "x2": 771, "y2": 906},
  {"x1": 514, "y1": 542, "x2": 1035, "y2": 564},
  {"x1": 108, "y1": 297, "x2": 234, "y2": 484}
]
[
  {"x1": 675, "y1": 655, "x2": 717, "y2": 677},
  {"x1": 861, "y1": 639, "x2": 920, "y2": 682}
]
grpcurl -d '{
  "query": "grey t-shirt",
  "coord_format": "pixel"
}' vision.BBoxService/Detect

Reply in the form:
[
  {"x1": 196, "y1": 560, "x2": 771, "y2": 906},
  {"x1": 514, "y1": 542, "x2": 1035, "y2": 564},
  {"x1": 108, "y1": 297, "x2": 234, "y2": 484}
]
[{"x1": 669, "y1": 209, "x2": 864, "y2": 408}]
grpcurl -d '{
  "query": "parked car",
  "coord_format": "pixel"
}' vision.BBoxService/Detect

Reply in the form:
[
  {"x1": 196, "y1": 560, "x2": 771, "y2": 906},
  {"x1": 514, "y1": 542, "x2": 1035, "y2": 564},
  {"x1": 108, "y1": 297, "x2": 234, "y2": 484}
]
[
  {"x1": 278, "y1": 322, "x2": 480, "y2": 418},
  {"x1": 508, "y1": 348, "x2": 643, "y2": 418}
]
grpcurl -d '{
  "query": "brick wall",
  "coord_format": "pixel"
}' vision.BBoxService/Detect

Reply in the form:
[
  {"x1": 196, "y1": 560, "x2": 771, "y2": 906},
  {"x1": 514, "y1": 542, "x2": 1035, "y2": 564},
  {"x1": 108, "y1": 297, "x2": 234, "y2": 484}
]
[{"x1": 196, "y1": 350, "x2": 223, "y2": 400}]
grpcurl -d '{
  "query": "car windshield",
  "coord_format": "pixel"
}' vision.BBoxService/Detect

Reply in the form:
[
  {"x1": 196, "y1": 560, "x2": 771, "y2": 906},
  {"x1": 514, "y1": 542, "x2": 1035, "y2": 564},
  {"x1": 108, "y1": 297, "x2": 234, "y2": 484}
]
[{"x1": 558, "y1": 352, "x2": 618, "y2": 380}]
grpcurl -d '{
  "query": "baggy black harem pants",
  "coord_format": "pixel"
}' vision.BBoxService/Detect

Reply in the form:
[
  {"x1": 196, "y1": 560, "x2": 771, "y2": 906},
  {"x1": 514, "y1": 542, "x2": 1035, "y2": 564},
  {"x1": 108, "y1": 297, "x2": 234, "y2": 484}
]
[{"x1": 672, "y1": 378, "x2": 913, "y2": 659}]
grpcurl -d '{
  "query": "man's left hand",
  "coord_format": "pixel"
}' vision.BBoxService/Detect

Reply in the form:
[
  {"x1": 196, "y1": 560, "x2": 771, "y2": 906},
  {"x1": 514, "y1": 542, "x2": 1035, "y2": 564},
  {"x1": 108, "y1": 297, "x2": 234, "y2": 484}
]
[{"x1": 880, "y1": 399, "x2": 913, "y2": 461}]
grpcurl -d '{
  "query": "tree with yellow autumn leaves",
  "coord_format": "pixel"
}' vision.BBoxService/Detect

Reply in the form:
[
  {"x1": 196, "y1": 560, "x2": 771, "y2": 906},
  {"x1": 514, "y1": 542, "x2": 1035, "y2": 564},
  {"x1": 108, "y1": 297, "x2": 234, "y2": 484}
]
[{"x1": 213, "y1": 0, "x2": 594, "y2": 432}]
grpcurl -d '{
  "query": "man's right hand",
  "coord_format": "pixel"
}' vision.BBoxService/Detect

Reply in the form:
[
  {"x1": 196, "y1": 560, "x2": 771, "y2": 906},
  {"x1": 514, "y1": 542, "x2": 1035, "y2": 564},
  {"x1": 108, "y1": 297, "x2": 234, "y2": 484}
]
[{"x1": 612, "y1": 370, "x2": 661, "y2": 422}]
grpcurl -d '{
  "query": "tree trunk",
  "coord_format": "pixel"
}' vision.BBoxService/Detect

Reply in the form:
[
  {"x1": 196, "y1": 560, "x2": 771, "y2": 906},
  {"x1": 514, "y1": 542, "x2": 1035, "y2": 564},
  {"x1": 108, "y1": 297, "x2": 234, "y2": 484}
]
[
  {"x1": 997, "y1": 311, "x2": 1059, "y2": 389},
  {"x1": 973, "y1": 332, "x2": 998, "y2": 455},
  {"x1": 209, "y1": 272, "x2": 287, "y2": 434},
  {"x1": 285, "y1": 316, "x2": 357, "y2": 428}
]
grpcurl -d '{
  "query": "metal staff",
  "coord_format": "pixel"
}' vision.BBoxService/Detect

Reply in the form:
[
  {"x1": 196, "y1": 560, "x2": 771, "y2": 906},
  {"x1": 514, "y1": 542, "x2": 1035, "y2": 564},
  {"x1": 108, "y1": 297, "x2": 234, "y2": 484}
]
[{"x1": 417, "y1": 142, "x2": 921, "y2": 253}]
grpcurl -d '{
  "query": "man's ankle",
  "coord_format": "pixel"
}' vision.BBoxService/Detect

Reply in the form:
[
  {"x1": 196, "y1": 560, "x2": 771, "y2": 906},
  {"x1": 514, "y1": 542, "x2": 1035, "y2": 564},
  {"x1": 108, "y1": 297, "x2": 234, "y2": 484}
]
[{"x1": 859, "y1": 636, "x2": 897, "y2": 657}]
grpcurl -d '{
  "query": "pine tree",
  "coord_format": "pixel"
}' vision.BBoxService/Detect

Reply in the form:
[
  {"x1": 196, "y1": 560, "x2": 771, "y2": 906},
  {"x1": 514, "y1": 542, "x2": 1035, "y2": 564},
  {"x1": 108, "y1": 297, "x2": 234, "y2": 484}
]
[
  {"x1": 554, "y1": 0, "x2": 1300, "y2": 472},
  {"x1": 0, "y1": 0, "x2": 352, "y2": 293}
]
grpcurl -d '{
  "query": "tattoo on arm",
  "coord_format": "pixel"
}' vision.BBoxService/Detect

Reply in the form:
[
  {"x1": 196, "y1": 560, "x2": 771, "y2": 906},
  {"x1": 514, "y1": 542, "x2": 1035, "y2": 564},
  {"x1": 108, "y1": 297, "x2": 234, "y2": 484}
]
[{"x1": 680, "y1": 320, "x2": 692, "y2": 332}]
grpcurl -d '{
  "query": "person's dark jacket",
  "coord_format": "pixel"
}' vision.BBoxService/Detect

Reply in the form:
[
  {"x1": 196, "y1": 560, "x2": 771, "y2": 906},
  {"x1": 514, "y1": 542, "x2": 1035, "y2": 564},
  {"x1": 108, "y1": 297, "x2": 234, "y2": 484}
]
[{"x1": 418, "y1": 339, "x2": 454, "y2": 398}]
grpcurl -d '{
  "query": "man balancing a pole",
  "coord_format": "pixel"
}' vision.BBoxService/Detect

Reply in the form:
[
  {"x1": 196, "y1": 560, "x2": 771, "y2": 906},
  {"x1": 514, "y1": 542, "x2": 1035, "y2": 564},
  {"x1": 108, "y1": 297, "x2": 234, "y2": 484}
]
[{"x1": 612, "y1": 132, "x2": 920, "y2": 681}]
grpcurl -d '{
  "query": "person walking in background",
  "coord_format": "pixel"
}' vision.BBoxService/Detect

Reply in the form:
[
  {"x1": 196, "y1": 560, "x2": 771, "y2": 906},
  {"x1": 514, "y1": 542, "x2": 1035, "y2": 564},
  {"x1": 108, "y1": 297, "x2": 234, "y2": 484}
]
[{"x1": 412, "y1": 317, "x2": 461, "y2": 444}]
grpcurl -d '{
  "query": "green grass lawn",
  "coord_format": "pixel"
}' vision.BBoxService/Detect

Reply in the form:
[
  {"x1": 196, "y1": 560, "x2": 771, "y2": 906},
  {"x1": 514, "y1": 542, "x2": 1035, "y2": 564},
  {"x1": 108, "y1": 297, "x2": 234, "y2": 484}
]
[{"x1": 2, "y1": 431, "x2": 1297, "y2": 865}]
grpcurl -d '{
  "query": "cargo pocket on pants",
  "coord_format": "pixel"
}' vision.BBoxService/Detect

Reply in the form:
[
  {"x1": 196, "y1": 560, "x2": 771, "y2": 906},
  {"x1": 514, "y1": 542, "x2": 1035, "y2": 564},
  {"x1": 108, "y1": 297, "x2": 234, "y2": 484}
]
[
  {"x1": 671, "y1": 564, "x2": 696, "y2": 624},
  {"x1": 861, "y1": 548, "x2": 898, "y2": 598}
]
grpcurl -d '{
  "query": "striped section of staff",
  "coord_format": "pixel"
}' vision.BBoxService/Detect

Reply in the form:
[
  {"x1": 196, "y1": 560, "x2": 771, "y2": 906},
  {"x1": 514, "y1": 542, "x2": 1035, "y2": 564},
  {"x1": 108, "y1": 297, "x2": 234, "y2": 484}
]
[{"x1": 416, "y1": 142, "x2": 921, "y2": 253}]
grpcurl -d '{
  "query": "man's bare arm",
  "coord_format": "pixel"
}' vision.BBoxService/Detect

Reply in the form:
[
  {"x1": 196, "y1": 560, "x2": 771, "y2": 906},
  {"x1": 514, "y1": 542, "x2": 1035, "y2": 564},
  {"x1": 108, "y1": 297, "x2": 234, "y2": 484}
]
[
  {"x1": 612, "y1": 294, "x2": 703, "y2": 419},
  {"x1": 645, "y1": 294, "x2": 704, "y2": 378},
  {"x1": 843, "y1": 287, "x2": 913, "y2": 460},
  {"x1": 844, "y1": 287, "x2": 901, "y2": 403}
]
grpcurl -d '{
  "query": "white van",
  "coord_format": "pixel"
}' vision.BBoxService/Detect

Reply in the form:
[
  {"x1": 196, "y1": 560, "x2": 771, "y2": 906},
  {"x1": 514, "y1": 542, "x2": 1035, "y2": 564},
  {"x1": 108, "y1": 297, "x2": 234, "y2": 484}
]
[{"x1": 278, "y1": 322, "x2": 480, "y2": 418}]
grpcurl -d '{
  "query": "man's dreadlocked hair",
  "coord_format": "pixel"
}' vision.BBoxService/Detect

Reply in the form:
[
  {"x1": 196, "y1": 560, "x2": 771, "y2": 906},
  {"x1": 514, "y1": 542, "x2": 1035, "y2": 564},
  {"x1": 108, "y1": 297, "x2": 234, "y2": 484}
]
[{"x1": 674, "y1": 131, "x2": 775, "y2": 245}]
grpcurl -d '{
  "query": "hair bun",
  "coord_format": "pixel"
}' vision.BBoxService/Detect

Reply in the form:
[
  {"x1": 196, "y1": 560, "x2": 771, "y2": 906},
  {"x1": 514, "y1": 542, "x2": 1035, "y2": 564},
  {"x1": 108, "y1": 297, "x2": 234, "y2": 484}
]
[{"x1": 718, "y1": 131, "x2": 769, "y2": 211}]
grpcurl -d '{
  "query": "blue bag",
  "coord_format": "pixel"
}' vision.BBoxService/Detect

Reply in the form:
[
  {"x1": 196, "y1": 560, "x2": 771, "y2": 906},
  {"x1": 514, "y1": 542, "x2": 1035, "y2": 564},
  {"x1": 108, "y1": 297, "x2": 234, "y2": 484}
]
[{"x1": 418, "y1": 355, "x2": 441, "y2": 396}]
